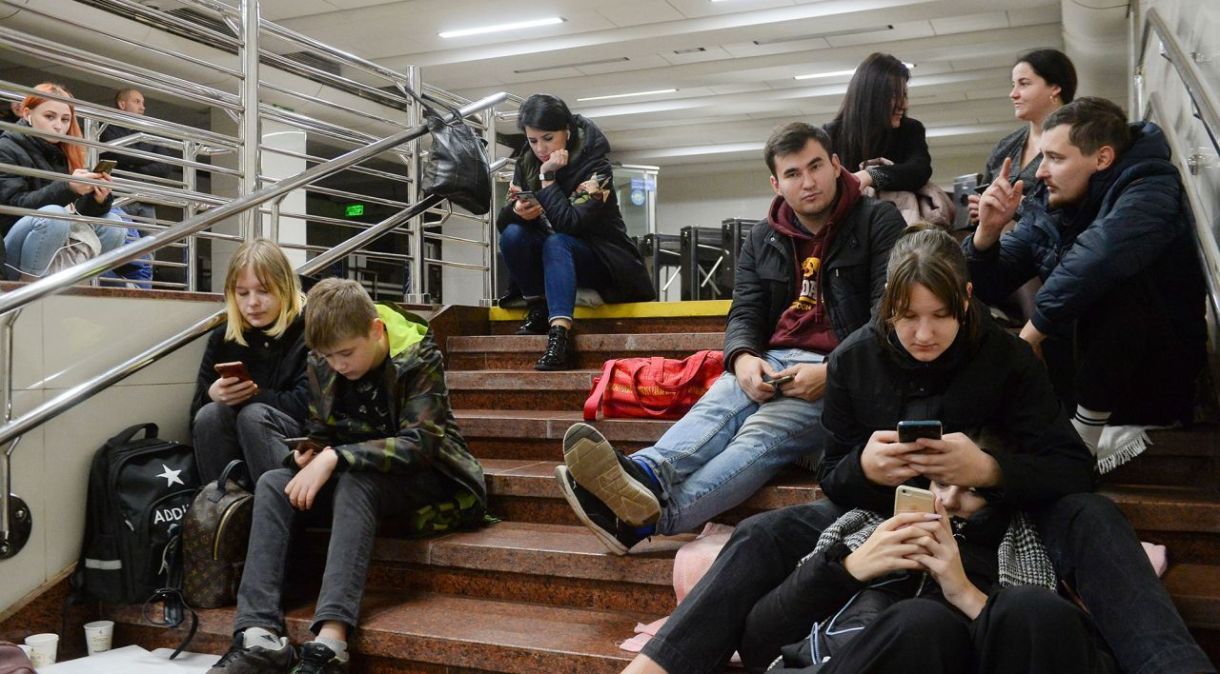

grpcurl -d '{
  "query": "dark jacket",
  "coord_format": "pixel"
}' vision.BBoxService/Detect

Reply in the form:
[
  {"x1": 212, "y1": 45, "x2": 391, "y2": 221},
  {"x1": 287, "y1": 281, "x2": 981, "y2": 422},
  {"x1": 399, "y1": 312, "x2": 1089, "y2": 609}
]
[
  {"x1": 825, "y1": 117, "x2": 932, "y2": 193},
  {"x1": 99, "y1": 123, "x2": 176, "y2": 179},
  {"x1": 189, "y1": 314, "x2": 311, "y2": 426},
  {"x1": 816, "y1": 315, "x2": 1096, "y2": 515},
  {"x1": 304, "y1": 305, "x2": 487, "y2": 508},
  {"x1": 0, "y1": 123, "x2": 115, "y2": 261},
  {"x1": 723, "y1": 173, "x2": 905, "y2": 368},
  {"x1": 964, "y1": 121, "x2": 1205, "y2": 346},
  {"x1": 496, "y1": 114, "x2": 654, "y2": 304}
]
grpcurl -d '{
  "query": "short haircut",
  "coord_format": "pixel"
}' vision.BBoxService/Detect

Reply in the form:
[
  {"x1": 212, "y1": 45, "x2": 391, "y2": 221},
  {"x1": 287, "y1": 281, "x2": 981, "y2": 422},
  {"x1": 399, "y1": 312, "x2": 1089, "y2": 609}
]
[
  {"x1": 1015, "y1": 49, "x2": 1077, "y2": 103},
  {"x1": 764, "y1": 122, "x2": 833, "y2": 176},
  {"x1": 223, "y1": 238, "x2": 304, "y2": 346},
  {"x1": 1042, "y1": 97, "x2": 1131, "y2": 156},
  {"x1": 114, "y1": 88, "x2": 140, "y2": 106},
  {"x1": 304, "y1": 278, "x2": 379, "y2": 352}
]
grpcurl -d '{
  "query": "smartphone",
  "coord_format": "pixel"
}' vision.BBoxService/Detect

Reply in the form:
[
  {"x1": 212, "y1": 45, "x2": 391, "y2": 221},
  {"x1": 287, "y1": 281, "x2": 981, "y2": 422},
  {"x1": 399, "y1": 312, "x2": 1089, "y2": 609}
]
[
  {"x1": 897, "y1": 419, "x2": 942, "y2": 443},
  {"x1": 515, "y1": 190, "x2": 539, "y2": 205},
  {"x1": 284, "y1": 437, "x2": 325, "y2": 454},
  {"x1": 92, "y1": 159, "x2": 117, "y2": 174},
  {"x1": 765, "y1": 374, "x2": 795, "y2": 387},
  {"x1": 973, "y1": 182, "x2": 991, "y2": 195},
  {"x1": 894, "y1": 485, "x2": 936, "y2": 516},
  {"x1": 213, "y1": 361, "x2": 252, "y2": 382}
]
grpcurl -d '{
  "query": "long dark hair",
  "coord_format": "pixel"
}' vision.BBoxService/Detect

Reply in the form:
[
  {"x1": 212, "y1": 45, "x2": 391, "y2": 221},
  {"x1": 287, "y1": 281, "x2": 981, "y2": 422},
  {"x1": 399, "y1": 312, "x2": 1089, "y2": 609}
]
[
  {"x1": 1015, "y1": 49, "x2": 1077, "y2": 103},
  {"x1": 518, "y1": 93, "x2": 577, "y2": 151},
  {"x1": 829, "y1": 53, "x2": 910, "y2": 171},
  {"x1": 876, "y1": 224, "x2": 980, "y2": 353}
]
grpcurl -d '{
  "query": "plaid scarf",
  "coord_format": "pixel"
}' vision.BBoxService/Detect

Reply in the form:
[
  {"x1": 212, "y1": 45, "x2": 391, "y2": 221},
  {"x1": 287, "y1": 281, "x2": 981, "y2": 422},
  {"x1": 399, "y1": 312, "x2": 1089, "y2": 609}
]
[{"x1": 805, "y1": 508, "x2": 1057, "y2": 590}]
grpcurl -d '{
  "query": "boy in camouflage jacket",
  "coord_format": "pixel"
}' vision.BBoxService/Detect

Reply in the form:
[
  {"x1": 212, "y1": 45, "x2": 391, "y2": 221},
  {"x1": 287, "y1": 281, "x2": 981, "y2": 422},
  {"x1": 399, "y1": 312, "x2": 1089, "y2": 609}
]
[{"x1": 208, "y1": 278, "x2": 485, "y2": 674}]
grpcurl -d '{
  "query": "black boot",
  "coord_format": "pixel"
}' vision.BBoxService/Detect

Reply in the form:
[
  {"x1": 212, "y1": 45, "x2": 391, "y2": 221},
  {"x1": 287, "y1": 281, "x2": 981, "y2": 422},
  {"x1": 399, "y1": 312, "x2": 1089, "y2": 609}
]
[
  {"x1": 516, "y1": 300, "x2": 548, "y2": 335},
  {"x1": 535, "y1": 324, "x2": 574, "y2": 371}
]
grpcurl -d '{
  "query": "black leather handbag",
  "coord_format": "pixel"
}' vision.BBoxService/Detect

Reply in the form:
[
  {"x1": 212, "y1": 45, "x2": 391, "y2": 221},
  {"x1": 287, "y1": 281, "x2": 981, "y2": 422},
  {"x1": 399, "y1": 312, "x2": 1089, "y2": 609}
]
[{"x1": 402, "y1": 84, "x2": 491, "y2": 215}]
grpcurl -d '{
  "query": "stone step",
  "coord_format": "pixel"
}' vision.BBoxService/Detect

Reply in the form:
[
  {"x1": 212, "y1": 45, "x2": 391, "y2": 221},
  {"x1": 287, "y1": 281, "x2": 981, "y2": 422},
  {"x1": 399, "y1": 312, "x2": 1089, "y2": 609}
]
[
  {"x1": 448, "y1": 371, "x2": 599, "y2": 411},
  {"x1": 108, "y1": 591, "x2": 655, "y2": 674},
  {"x1": 456, "y1": 409, "x2": 667, "y2": 460},
  {"x1": 448, "y1": 332, "x2": 725, "y2": 370}
]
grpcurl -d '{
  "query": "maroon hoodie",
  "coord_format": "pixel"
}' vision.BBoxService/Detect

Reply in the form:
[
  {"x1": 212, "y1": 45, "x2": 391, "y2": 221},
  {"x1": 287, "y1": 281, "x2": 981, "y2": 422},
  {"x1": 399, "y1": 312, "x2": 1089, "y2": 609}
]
[{"x1": 768, "y1": 171, "x2": 862, "y2": 354}]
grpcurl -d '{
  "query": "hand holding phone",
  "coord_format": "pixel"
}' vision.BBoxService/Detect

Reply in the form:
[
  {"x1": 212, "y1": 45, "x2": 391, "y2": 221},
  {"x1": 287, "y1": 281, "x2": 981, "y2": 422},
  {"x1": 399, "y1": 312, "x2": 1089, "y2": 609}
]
[
  {"x1": 92, "y1": 159, "x2": 117, "y2": 175},
  {"x1": 765, "y1": 373, "x2": 795, "y2": 387},
  {"x1": 214, "y1": 361, "x2": 252, "y2": 383},
  {"x1": 515, "y1": 190, "x2": 539, "y2": 205},
  {"x1": 897, "y1": 420, "x2": 942, "y2": 443},
  {"x1": 284, "y1": 437, "x2": 325, "y2": 454},
  {"x1": 893, "y1": 485, "x2": 936, "y2": 516}
]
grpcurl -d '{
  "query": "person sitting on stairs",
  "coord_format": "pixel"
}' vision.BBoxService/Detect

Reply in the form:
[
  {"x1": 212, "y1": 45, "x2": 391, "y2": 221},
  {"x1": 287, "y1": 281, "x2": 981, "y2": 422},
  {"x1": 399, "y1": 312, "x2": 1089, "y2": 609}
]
[
  {"x1": 556, "y1": 121, "x2": 905, "y2": 555},
  {"x1": 496, "y1": 93, "x2": 653, "y2": 371},
  {"x1": 206, "y1": 278, "x2": 486, "y2": 674}
]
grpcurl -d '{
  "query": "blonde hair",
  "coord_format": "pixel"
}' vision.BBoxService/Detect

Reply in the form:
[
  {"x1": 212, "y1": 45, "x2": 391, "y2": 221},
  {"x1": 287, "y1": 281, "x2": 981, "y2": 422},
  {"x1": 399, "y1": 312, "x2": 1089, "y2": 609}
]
[
  {"x1": 223, "y1": 239, "x2": 304, "y2": 345},
  {"x1": 304, "y1": 277, "x2": 378, "y2": 352}
]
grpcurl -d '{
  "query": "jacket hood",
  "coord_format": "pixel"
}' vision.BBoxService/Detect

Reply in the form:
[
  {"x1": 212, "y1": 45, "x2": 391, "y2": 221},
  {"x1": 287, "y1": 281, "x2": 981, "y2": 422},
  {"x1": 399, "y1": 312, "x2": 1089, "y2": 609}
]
[
  {"x1": 1059, "y1": 121, "x2": 1175, "y2": 228},
  {"x1": 766, "y1": 169, "x2": 862, "y2": 239},
  {"x1": 375, "y1": 304, "x2": 428, "y2": 358}
]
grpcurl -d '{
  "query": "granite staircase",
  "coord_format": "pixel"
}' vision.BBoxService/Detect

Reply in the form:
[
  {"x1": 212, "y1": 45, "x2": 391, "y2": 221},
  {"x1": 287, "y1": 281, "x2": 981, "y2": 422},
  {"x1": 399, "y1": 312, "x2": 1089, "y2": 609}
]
[{"x1": 106, "y1": 304, "x2": 1220, "y2": 671}]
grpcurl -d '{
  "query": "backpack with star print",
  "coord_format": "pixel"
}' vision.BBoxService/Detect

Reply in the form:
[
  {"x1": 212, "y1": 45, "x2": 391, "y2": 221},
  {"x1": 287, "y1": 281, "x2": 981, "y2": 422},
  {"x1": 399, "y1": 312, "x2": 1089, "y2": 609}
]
[{"x1": 71, "y1": 423, "x2": 200, "y2": 604}]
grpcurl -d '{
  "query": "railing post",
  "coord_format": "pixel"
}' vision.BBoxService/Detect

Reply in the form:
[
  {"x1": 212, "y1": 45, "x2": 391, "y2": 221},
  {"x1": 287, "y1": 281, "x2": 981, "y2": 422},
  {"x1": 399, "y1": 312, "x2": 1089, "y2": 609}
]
[
  {"x1": 239, "y1": 0, "x2": 261, "y2": 239},
  {"x1": 403, "y1": 65, "x2": 428, "y2": 303},
  {"x1": 481, "y1": 104, "x2": 497, "y2": 306},
  {"x1": 0, "y1": 312, "x2": 30, "y2": 560},
  {"x1": 183, "y1": 140, "x2": 199, "y2": 291}
]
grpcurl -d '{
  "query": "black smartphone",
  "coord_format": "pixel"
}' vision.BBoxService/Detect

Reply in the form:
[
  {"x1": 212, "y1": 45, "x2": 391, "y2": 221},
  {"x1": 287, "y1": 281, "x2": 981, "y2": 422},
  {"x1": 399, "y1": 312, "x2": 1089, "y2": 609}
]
[
  {"x1": 284, "y1": 437, "x2": 325, "y2": 454},
  {"x1": 897, "y1": 420, "x2": 942, "y2": 443},
  {"x1": 515, "y1": 190, "x2": 539, "y2": 204}
]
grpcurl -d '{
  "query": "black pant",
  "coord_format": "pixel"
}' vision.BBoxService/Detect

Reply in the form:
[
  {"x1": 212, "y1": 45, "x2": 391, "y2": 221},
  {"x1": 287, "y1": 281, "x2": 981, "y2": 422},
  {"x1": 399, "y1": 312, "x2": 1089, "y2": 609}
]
[
  {"x1": 1062, "y1": 277, "x2": 1203, "y2": 425},
  {"x1": 641, "y1": 499, "x2": 847, "y2": 674},
  {"x1": 806, "y1": 588, "x2": 1116, "y2": 674}
]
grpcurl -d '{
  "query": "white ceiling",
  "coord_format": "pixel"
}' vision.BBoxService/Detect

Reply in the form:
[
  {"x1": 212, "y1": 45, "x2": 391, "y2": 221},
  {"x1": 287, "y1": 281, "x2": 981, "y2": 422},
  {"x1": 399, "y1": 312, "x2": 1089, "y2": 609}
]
[{"x1": 257, "y1": 0, "x2": 1065, "y2": 180}]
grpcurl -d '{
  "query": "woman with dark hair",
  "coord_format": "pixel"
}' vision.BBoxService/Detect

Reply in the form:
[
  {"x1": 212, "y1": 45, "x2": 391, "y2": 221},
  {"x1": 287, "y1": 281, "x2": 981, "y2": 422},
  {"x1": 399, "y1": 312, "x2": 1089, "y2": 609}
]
[
  {"x1": 967, "y1": 49, "x2": 1077, "y2": 224},
  {"x1": 622, "y1": 226, "x2": 1096, "y2": 674},
  {"x1": 497, "y1": 93, "x2": 653, "y2": 370},
  {"x1": 824, "y1": 53, "x2": 932, "y2": 193}
]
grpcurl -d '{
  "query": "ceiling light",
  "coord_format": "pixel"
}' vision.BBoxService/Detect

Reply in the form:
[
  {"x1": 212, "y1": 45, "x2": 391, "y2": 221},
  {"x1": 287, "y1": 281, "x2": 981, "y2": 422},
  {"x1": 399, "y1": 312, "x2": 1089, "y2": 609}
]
[
  {"x1": 753, "y1": 25, "x2": 893, "y2": 46},
  {"x1": 577, "y1": 88, "x2": 678, "y2": 102},
  {"x1": 439, "y1": 17, "x2": 564, "y2": 39},
  {"x1": 514, "y1": 57, "x2": 628, "y2": 74},
  {"x1": 794, "y1": 62, "x2": 914, "y2": 80}
]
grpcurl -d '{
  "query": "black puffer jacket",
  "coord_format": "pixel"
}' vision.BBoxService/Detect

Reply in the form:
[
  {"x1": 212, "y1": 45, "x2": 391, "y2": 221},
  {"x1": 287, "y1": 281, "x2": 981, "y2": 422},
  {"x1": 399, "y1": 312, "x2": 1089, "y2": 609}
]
[
  {"x1": 964, "y1": 121, "x2": 1205, "y2": 345},
  {"x1": 188, "y1": 314, "x2": 310, "y2": 428},
  {"x1": 816, "y1": 315, "x2": 1095, "y2": 515},
  {"x1": 99, "y1": 123, "x2": 176, "y2": 179},
  {"x1": 496, "y1": 114, "x2": 654, "y2": 304},
  {"x1": 723, "y1": 175, "x2": 905, "y2": 368},
  {"x1": 0, "y1": 123, "x2": 115, "y2": 262}
]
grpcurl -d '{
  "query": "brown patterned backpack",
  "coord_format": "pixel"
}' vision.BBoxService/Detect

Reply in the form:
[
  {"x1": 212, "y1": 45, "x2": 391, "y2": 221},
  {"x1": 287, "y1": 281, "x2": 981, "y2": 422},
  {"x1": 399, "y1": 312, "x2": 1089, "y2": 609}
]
[{"x1": 182, "y1": 460, "x2": 253, "y2": 608}]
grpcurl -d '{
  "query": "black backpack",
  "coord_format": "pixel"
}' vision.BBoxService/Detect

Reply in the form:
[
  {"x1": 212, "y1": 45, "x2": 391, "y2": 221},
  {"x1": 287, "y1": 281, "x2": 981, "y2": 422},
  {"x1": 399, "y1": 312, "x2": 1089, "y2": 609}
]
[{"x1": 71, "y1": 423, "x2": 200, "y2": 604}]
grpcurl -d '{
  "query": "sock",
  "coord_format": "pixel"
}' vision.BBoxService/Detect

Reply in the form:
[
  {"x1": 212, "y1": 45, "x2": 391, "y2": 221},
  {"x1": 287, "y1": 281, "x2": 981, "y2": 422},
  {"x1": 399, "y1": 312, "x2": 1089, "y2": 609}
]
[
  {"x1": 314, "y1": 636, "x2": 349, "y2": 663},
  {"x1": 631, "y1": 456, "x2": 663, "y2": 494},
  {"x1": 1072, "y1": 406, "x2": 1111, "y2": 455},
  {"x1": 242, "y1": 626, "x2": 283, "y2": 651}
]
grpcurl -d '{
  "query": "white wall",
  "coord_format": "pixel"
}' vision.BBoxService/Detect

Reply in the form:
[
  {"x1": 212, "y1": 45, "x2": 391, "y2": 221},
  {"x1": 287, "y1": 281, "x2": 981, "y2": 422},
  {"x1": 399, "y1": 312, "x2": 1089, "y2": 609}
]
[{"x1": 2, "y1": 292, "x2": 217, "y2": 614}]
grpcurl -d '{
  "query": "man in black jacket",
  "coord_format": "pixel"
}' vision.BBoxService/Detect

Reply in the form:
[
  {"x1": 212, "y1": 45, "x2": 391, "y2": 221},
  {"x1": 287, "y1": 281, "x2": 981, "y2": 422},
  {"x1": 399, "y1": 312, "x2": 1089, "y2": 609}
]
[
  {"x1": 556, "y1": 122, "x2": 905, "y2": 555},
  {"x1": 99, "y1": 88, "x2": 177, "y2": 223}
]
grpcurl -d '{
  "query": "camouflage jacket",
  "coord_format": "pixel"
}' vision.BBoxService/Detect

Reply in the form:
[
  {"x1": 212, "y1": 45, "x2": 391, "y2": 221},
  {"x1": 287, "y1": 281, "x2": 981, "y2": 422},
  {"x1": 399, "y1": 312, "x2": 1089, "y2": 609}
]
[{"x1": 305, "y1": 304, "x2": 486, "y2": 508}]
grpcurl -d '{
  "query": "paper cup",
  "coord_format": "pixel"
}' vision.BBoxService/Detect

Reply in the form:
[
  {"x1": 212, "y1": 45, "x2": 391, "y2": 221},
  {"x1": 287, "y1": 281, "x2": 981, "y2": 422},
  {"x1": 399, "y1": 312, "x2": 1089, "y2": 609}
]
[
  {"x1": 83, "y1": 619, "x2": 115, "y2": 655},
  {"x1": 24, "y1": 633, "x2": 58, "y2": 667}
]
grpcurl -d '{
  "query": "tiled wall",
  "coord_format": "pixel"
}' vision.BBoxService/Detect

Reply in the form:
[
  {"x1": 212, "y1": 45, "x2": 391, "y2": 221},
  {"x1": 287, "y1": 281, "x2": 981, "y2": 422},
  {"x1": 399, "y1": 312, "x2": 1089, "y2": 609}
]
[{"x1": 1, "y1": 292, "x2": 220, "y2": 612}]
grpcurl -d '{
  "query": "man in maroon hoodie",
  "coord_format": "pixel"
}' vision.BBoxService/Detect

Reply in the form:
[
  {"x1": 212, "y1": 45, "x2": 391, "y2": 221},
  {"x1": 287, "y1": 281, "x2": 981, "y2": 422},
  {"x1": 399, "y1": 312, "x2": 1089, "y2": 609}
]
[{"x1": 557, "y1": 122, "x2": 906, "y2": 555}]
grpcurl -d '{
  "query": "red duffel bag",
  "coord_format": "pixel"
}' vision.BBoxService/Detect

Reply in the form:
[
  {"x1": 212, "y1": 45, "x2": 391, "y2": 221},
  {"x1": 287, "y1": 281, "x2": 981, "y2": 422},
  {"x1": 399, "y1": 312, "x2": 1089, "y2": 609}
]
[{"x1": 583, "y1": 350, "x2": 725, "y2": 421}]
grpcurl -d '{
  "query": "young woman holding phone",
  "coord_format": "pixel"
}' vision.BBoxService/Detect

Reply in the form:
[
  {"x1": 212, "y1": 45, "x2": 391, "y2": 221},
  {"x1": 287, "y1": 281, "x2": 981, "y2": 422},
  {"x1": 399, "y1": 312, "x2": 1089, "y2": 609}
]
[{"x1": 190, "y1": 238, "x2": 309, "y2": 484}]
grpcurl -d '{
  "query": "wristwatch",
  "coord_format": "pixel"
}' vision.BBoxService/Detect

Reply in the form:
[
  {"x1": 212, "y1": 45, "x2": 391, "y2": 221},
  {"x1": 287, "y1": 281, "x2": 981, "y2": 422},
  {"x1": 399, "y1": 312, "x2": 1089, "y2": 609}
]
[{"x1": 540, "y1": 170, "x2": 556, "y2": 182}]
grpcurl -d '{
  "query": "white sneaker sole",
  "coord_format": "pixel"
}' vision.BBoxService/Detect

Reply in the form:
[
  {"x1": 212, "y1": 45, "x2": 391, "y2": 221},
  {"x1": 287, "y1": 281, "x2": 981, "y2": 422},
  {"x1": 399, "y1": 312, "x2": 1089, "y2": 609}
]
[{"x1": 562, "y1": 422, "x2": 661, "y2": 526}]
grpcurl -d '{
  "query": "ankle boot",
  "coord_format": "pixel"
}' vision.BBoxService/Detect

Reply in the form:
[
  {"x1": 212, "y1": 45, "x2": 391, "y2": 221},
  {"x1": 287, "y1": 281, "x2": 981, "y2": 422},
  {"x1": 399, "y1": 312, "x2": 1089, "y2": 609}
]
[
  {"x1": 516, "y1": 300, "x2": 549, "y2": 335},
  {"x1": 535, "y1": 324, "x2": 574, "y2": 371}
]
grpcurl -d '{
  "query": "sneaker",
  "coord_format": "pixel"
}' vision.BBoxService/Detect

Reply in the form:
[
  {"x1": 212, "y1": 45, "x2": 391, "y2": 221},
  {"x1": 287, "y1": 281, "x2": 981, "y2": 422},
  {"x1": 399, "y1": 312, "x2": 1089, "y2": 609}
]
[
  {"x1": 290, "y1": 642, "x2": 348, "y2": 674},
  {"x1": 207, "y1": 632, "x2": 296, "y2": 674},
  {"x1": 555, "y1": 465, "x2": 646, "y2": 555},
  {"x1": 563, "y1": 422, "x2": 662, "y2": 526}
]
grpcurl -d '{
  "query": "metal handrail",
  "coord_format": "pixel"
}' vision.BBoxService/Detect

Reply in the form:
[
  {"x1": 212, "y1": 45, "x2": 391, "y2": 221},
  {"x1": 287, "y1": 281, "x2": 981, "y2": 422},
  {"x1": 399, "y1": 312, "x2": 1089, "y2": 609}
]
[
  {"x1": 1139, "y1": 8, "x2": 1220, "y2": 153},
  {"x1": 0, "y1": 91, "x2": 508, "y2": 318}
]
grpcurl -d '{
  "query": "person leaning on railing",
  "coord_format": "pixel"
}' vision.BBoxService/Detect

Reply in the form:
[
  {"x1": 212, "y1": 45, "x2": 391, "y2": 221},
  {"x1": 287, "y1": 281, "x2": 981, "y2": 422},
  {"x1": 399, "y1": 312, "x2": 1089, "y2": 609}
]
[
  {"x1": 496, "y1": 93, "x2": 654, "y2": 371},
  {"x1": 0, "y1": 83, "x2": 126, "y2": 280}
]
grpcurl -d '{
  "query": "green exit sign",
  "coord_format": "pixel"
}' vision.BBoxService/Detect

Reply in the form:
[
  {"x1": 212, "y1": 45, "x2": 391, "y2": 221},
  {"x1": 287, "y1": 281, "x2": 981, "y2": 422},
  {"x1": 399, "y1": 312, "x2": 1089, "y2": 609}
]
[{"x1": 345, "y1": 203, "x2": 365, "y2": 217}]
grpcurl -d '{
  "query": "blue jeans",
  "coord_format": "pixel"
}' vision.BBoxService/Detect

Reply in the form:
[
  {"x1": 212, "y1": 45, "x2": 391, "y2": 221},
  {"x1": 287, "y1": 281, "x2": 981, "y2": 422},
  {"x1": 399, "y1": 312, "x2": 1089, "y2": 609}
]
[
  {"x1": 498, "y1": 223, "x2": 611, "y2": 321},
  {"x1": 1034, "y1": 493, "x2": 1215, "y2": 674},
  {"x1": 632, "y1": 348, "x2": 827, "y2": 535},
  {"x1": 3, "y1": 204, "x2": 127, "y2": 276}
]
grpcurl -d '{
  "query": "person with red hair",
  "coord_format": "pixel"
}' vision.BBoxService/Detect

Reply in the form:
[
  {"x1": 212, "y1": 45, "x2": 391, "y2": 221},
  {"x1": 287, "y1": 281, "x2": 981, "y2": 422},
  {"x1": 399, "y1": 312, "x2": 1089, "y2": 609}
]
[{"x1": 0, "y1": 83, "x2": 126, "y2": 278}]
